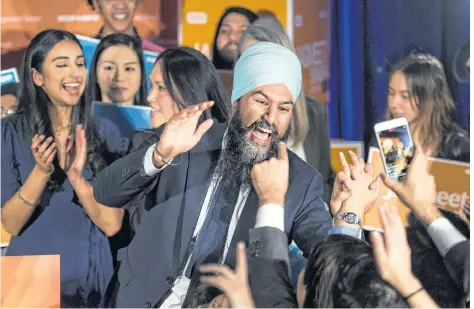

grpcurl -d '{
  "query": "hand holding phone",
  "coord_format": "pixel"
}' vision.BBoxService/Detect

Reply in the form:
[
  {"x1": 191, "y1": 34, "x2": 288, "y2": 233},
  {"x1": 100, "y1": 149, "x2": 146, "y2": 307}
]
[{"x1": 374, "y1": 117, "x2": 415, "y2": 181}]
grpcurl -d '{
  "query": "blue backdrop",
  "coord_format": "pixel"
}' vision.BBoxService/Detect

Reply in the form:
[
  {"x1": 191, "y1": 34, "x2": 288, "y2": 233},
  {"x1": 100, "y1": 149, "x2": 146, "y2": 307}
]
[{"x1": 328, "y1": 0, "x2": 470, "y2": 153}]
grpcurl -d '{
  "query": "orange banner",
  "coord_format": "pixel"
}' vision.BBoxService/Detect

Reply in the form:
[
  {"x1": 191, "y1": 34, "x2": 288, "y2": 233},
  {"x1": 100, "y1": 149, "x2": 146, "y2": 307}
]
[
  {"x1": 1, "y1": 0, "x2": 178, "y2": 70},
  {"x1": 179, "y1": 0, "x2": 329, "y2": 102},
  {"x1": 179, "y1": 0, "x2": 287, "y2": 59},
  {"x1": 364, "y1": 147, "x2": 470, "y2": 231},
  {"x1": 293, "y1": 0, "x2": 329, "y2": 102},
  {"x1": 330, "y1": 140, "x2": 364, "y2": 174},
  {"x1": 1, "y1": 255, "x2": 60, "y2": 308}
]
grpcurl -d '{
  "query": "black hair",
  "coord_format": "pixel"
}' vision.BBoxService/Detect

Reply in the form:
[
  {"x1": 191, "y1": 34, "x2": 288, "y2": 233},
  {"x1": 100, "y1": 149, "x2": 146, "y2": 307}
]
[
  {"x1": 211, "y1": 6, "x2": 258, "y2": 70},
  {"x1": 154, "y1": 46, "x2": 230, "y2": 123},
  {"x1": 407, "y1": 210, "x2": 469, "y2": 307},
  {"x1": 1, "y1": 82, "x2": 20, "y2": 97},
  {"x1": 87, "y1": 33, "x2": 147, "y2": 105},
  {"x1": 15, "y1": 29, "x2": 114, "y2": 192},
  {"x1": 303, "y1": 235, "x2": 408, "y2": 308}
]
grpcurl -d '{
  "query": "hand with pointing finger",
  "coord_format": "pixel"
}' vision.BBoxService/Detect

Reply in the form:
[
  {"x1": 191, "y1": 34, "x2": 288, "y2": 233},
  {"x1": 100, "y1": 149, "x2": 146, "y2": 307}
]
[
  {"x1": 251, "y1": 142, "x2": 289, "y2": 206},
  {"x1": 153, "y1": 101, "x2": 215, "y2": 168}
]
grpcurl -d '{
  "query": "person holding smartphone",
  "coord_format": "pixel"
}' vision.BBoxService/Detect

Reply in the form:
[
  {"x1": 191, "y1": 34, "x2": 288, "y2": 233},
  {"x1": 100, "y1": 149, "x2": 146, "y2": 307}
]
[{"x1": 370, "y1": 52, "x2": 469, "y2": 163}]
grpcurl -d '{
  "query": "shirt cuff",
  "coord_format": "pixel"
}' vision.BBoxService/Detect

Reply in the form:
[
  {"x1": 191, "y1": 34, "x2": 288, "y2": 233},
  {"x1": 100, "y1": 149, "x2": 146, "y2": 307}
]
[
  {"x1": 427, "y1": 217, "x2": 467, "y2": 257},
  {"x1": 143, "y1": 143, "x2": 173, "y2": 176},
  {"x1": 328, "y1": 226, "x2": 360, "y2": 238},
  {"x1": 254, "y1": 204, "x2": 284, "y2": 232}
]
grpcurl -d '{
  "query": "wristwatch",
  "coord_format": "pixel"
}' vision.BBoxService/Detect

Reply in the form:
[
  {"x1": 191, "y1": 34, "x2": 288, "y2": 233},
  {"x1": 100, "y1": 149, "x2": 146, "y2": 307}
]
[{"x1": 335, "y1": 212, "x2": 362, "y2": 226}]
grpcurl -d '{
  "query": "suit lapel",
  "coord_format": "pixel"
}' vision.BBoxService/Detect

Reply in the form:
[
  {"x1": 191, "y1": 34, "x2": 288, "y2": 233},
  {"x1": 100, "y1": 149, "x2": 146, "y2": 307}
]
[
  {"x1": 224, "y1": 188, "x2": 259, "y2": 268},
  {"x1": 179, "y1": 122, "x2": 227, "y2": 263}
]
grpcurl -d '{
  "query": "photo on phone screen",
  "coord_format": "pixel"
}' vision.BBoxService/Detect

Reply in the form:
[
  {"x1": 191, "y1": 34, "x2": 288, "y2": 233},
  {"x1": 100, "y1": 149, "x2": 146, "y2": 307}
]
[{"x1": 377, "y1": 124, "x2": 414, "y2": 181}]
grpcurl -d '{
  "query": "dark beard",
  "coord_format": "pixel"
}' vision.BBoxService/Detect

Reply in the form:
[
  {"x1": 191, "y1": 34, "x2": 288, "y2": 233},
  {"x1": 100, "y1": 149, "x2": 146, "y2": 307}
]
[{"x1": 220, "y1": 105, "x2": 290, "y2": 186}]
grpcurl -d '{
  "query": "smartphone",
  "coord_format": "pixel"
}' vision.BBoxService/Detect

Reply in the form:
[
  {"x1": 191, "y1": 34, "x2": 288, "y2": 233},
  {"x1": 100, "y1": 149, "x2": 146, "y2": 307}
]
[{"x1": 374, "y1": 117, "x2": 414, "y2": 181}]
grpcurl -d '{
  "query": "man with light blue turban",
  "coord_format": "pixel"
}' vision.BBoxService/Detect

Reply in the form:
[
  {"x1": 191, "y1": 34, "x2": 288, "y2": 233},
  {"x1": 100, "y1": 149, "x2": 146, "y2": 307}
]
[{"x1": 92, "y1": 42, "x2": 332, "y2": 308}]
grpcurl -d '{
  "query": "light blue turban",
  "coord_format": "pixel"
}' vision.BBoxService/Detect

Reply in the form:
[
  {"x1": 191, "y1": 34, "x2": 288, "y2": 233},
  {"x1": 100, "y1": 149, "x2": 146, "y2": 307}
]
[{"x1": 231, "y1": 41, "x2": 302, "y2": 103}]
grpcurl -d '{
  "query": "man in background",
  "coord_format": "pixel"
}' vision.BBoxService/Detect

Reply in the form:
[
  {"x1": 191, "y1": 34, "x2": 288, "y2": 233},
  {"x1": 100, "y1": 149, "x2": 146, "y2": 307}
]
[
  {"x1": 88, "y1": 0, "x2": 164, "y2": 53},
  {"x1": 212, "y1": 7, "x2": 258, "y2": 70}
]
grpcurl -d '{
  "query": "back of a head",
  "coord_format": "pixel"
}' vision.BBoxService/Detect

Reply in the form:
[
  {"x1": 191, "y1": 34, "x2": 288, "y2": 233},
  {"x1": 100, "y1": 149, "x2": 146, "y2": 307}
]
[
  {"x1": 407, "y1": 211, "x2": 469, "y2": 307},
  {"x1": 304, "y1": 235, "x2": 407, "y2": 308},
  {"x1": 237, "y1": 17, "x2": 292, "y2": 59},
  {"x1": 157, "y1": 46, "x2": 230, "y2": 123}
]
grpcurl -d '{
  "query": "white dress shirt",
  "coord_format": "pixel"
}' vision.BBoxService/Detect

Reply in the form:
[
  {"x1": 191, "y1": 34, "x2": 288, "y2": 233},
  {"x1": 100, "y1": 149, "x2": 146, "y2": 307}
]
[
  {"x1": 143, "y1": 144, "x2": 284, "y2": 308},
  {"x1": 427, "y1": 217, "x2": 467, "y2": 257}
]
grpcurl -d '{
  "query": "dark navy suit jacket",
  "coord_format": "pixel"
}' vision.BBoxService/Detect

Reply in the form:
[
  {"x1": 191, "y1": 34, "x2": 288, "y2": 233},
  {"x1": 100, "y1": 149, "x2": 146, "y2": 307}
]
[{"x1": 92, "y1": 122, "x2": 332, "y2": 307}]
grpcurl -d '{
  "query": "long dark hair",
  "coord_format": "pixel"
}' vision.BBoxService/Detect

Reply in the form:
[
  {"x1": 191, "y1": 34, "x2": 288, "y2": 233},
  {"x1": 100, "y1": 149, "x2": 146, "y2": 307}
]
[
  {"x1": 88, "y1": 33, "x2": 147, "y2": 105},
  {"x1": 211, "y1": 6, "x2": 258, "y2": 70},
  {"x1": 16, "y1": 29, "x2": 112, "y2": 191},
  {"x1": 386, "y1": 52, "x2": 457, "y2": 155},
  {"x1": 155, "y1": 47, "x2": 230, "y2": 123}
]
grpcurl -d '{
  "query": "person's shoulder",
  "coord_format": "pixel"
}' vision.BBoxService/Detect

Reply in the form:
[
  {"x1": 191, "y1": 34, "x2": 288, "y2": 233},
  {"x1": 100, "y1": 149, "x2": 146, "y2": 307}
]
[
  {"x1": 447, "y1": 123, "x2": 469, "y2": 141},
  {"x1": 92, "y1": 116, "x2": 120, "y2": 136},
  {"x1": 288, "y1": 148, "x2": 322, "y2": 182},
  {"x1": 1, "y1": 114, "x2": 24, "y2": 136}
]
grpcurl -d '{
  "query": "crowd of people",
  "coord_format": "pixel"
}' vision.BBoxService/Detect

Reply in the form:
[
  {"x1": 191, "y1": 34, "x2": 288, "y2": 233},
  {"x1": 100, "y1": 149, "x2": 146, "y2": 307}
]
[{"x1": 0, "y1": 2, "x2": 470, "y2": 308}]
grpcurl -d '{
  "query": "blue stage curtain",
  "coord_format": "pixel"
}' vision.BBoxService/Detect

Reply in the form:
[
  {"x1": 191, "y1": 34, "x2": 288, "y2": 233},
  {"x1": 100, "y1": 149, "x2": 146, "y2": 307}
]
[{"x1": 329, "y1": 0, "x2": 470, "y2": 149}]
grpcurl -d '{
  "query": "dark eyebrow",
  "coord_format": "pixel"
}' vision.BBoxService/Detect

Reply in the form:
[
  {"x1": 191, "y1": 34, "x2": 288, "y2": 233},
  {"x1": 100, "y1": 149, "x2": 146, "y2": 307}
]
[
  {"x1": 252, "y1": 91, "x2": 293, "y2": 105},
  {"x1": 52, "y1": 55, "x2": 84, "y2": 62},
  {"x1": 52, "y1": 56, "x2": 70, "y2": 61}
]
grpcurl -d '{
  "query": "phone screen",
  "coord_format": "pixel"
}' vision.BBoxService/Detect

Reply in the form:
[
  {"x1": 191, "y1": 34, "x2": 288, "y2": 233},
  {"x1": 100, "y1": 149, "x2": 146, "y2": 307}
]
[{"x1": 377, "y1": 124, "x2": 414, "y2": 181}]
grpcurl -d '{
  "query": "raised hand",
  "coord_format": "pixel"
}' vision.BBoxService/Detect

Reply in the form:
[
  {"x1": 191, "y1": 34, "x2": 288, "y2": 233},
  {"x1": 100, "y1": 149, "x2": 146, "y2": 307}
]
[
  {"x1": 59, "y1": 125, "x2": 87, "y2": 184},
  {"x1": 31, "y1": 134, "x2": 57, "y2": 175},
  {"x1": 380, "y1": 141, "x2": 440, "y2": 225},
  {"x1": 199, "y1": 242, "x2": 255, "y2": 308},
  {"x1": 330, "y1": 151, "x2": 380, "y2": 216},
  {"x1": 251, "y1": 142, "x2": 289, "y2": 206},
  {"x1": 153, "y1": 101, "x2": 215, "y2": 165}
]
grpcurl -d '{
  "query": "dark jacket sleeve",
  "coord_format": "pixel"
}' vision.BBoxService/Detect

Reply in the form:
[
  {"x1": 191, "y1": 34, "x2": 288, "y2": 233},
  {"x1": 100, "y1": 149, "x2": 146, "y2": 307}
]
[
  {"x1": 292, "y1": 173, "x2": 333, "y2": 257},
  {"x1": 303, "y1": 98, "x2": 334, "y2": 204},
  {"x1": 248, "y1": 227, "x2": 298, "y2": 308},
  {"x1": 443, "y1": 240, "x2": 470, "y2": 303},
  {"x1": 92, "y1": 129, "x2": 162, "y2": 208}
]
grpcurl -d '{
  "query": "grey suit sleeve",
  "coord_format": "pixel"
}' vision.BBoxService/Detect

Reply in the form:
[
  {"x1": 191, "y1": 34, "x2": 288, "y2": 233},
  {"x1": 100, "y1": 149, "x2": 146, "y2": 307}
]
[
  {"x1": 248, "y1": 227, "x2": 298, "y2": 308},
  {"x1": 292, "y1": 173, "x2": 332, "y2": 257},
  {"x1": 443, "y1": 240, "x2": 470, "y2": 303}
]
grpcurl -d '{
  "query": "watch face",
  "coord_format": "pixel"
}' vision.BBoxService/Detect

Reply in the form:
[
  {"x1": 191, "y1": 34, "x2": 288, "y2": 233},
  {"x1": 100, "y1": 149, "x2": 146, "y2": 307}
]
[{"x1": 345, "y1": 213, "x2": 358, "y2": 224}]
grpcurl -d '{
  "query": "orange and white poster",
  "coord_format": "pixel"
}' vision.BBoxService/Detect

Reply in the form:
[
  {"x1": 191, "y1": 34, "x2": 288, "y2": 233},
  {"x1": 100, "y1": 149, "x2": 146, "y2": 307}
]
[
  {"x1": 330, "y1": 140, "x2": 364, "y2": 174},
  {"x1": 364, "y1": 147, "x2": 470, "y2": 231},
  {"x1": 293, "y1": 0, "x2": 329, "y2": 102},
  {"x1": 179, "y1": 0, "x2": 329, "y2": 102},
  {"x1": 1, "y1": 0, "x2": 178, "y2": 71},
  {"x1": 1, "y1": 255, "x2": 61, "y2": 308},
  {"x1": 179, "y1": 0, "x2": 288, "y2": 59}
]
